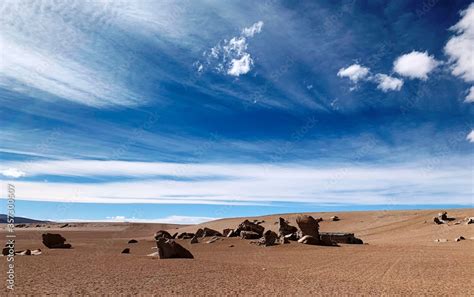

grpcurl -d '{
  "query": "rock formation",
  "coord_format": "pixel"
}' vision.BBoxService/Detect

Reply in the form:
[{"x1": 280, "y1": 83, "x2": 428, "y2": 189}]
[
  {"x1": 278, "y1": 217, "x2": 297, "y2": 237},
  {"x1": 156, "y1": 238, "x2": 194, "y2": 259},
  {"x1": 42, "y1": 233, "x2": 72, "y2": 249},
  {"x1": 296, "y1": 215, "x2": 320, "y2": 239}
]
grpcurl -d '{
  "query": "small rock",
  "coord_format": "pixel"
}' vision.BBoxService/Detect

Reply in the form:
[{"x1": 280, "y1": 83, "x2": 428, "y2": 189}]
[
  {"x1": 31, "y1": 249, "x2": 42, "y2": 256},
  {"x1": 190, "y1": 235, "x2": 199, "y2": 244},
  {"x1": 455, "y1": 236, "x2": 465, "y2": 242},
  {"x1": 154, "y1": 230, "x2": 172, "y2": 240},
  {"x1": 16, "y1": 249, "x2": 31, "y2": 256},
  {"x1": 128, "y1": 239, "x2": 138, "y2": 244},
  {"x1": 240, "y1": 231, "x2": 260, "y2": 239},
  {"x1": 121, "y1": 248, "x2": 130, "y2": 254},
  {"x1": 228, "y1": 244, "x2": 234, "y2": 247},
  {"x1": 59, "y1": 223, "x2": 69, "y2": 228},
  {"x1": 202, "y1": 227, "x2": 222, "y2": 237},
  {"x1": 433, "y1": 217, "x2": 444, "y2": 225},
  {"x1": 466, "y1": 217, "x2": 474, "y2": 225},
  {"x1": 434, "y1": 238, "x2": 448, "y2": 243},
  {"x1": 330, "y1": 216, "x2": 340, "y2": 221}
]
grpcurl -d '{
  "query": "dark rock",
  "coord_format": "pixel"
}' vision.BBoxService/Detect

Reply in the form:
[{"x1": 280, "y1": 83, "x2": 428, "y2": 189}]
[
  {"x1": 284, "y1": 233, "x2": 299, "y2": 241},
  {"x1": 257, "y1": 230, "x2": 278, "y2": 246},
  {"x1": 433, "y1": 217, "x2": 444, "y2": 225},
  {"x1": 128, "y1": 239, "x2": 138, "y2": 244},
  {"x1": 223, "y1": 228, "x2": 233, "y2": 237},
  {"x1": 195, "y1": 228, "x2": 204, "y2": 237},
  {"x1": 319, "y1": 232, "x2": 363, "y2": 244},
  {"x1": 236, "y1": 219, "x2": 264, "y2": 236},
  {"x1": 240, "y1": 231, "x2": 260, "y2": 239},
  {"x1": 16, "y1": 249, "x2": 32, "y2": 256},
  {"x1": 202, "y1": 227, "x2": 222, "y2": 237},
  {"x1": 298, "y1": 235, "x2": 320, "y2": 245},
  {"x1": 455, "y1": 236, "x2": 465, "y2": 242},
  {"x1": 279, "y1": 236, "x2": 290, "y2": 244},
  {"x1": 156, "y1": 238, "x2": 194, "y2": 259},
  {"x1": 190, "y1": 235, "x2": 199, "y2": 244},
  {"x1": 330, "y1": 216, "x2": 340, "y2": 221},
  {"x1": 42, "y1": 233, "x2": 72, "y2": 249},
  {"x1": 59, "y1": 223, "x2": 69, "y2": 228},
  {"x1": 177, "y1": 232, "x2": 195, "y2": 239},
  {"x1": 121, "y1": 248, "x2": 130, "y2": 254},
  {"x1": 171, "y1": 232, "x2": 178, "y2": 239},
  {"x1": 154, "y1": 230, "x2": 172, "y2": 240},
  {"x1": 296, "y1": 215, "x2": 320, "y2": 239},
  {"x1": 467, "y1": 217, "x2": 474, "y2": 225},
  {"x1": 278, "y1": 217, "x2": 297, "y2": 237}
]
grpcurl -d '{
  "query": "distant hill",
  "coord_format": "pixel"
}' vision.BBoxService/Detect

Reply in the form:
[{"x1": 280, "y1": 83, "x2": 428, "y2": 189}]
[{"x1": 0, "y1": 214, "x2": 48, "y2": 224}]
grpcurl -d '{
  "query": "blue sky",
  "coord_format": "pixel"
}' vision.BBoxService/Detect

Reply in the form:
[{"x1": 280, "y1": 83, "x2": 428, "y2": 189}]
[{"x1": 0, "y1": 0, "x2": 473, "y2": 223}]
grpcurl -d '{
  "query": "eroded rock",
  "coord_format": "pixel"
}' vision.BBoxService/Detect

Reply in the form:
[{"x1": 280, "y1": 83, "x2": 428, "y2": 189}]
[
  {"x1": 240, "y1": 231, "x2": 260, "y2": 239},
  {"x1": 296, "y1": 215, "x2": 320, "y2": 238},
  {"x1": 154, "y1": 230, "x2": 172, "y2": 240},
  {"x1": 278, "y1": 217, "x2": 297, "y2": 237},
  {"x1": 42, "y1": 233, "x2": 72, "y2": 249},
  {"x1": 156, "y1": 238, "x2": 194, "y2": 259}
]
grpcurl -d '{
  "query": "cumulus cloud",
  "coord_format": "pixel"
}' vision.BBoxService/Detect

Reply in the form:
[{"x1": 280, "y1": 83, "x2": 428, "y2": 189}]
[
  {"x1": 198, "y1": 21, "x2": 263, "y2": 77},
  {"x1": 444, "y1": 3, "x2": 474, "y2": 83},
  {"x1": 228, "y1": 53, "x2": 253, "y2": 76},
  {"x1": 374, "y1": 74, "x2": 404, "y2": 92},
  {"x1": 337, "y1": 64, "x2": 370, "y2": 83},
  {"x1": 467, "y1": 130, "x2": 474, "y2": 143},
  {"x1": 393, "y1": 51, "x2": 440, "y2": 80},
  {"x1": 242, "y1": 21, "x2": 264, "y2": 37},
  {"x1": 465, "y1": 86, "x2": 474, "y2": 103},
  {"x1": 1, "y1": 168, "x2": 26, "y2": 178}
]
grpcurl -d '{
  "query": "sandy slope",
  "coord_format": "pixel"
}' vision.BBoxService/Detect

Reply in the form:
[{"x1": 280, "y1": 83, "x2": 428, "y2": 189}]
[{"x1": 1, "y1": 209, "x2": 473, "y2": 296}]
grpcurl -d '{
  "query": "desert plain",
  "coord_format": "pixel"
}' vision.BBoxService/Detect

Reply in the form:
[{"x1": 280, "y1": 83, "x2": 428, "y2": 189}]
[{"x1": 1, "y1": 208, "x2": 473, "y2": 296}]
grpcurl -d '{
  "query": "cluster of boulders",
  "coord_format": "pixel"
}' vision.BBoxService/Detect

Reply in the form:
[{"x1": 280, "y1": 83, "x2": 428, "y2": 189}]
[
  {"x1": 42, "y1": 233, "x2": 72, "y2": 249},
  {"x1": 433, "y1": 211, "x2": 456, "y2": 224},
  {"x1": 1, "y1": 245, "x2": 41, "y2": 256}
]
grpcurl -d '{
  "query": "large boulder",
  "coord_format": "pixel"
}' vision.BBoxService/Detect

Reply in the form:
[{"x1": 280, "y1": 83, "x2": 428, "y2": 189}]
[
  {"x1": 236, "y1": 220, "x2": 265, "y2": 236},
  {"x1": 240, "y1": 231, "x2": 260, "y2": 239},
  {"x1": 154, "y1": 230, "x2": 172, "y2": 240},
  {"x1": 296, "y1": 215, "x2": 320, "y2": 238},
  {"x1": 156, "y1": 238, "x2": 194, "y2": 259},
  {"x1": 278, "y1": 217, "x2": 297, "y2": 237},
  {"x1": 257, "y1": 230, "x2": 278, "y2": 246},
  {"x1": 202, "y1": 227, "x2": 222, "y2": 237},
  {"x1": 42, "y1": 233, "x2": 72, "y2": 249},
  {"x1": 195, "y1": 228, "x2": 204, "y2": 237}
]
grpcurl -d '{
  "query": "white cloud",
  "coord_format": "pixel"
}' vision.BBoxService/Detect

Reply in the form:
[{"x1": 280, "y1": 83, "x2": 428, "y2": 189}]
[
  {"x1": 227, "y1": 54, "x2": 253, "y2": 76},
  {"x1": 465, "y1": 86, "x2": 474, "y2": 103},
  {"x1": 61, "y1": 215, "x2": 217, "y2": 224},
  {"x1": 242, "y1": 21, "x2": 264, "y2": 37},
  {"x1": 1, "y1": 159, "x2": 471, "y2": 205},
  {"x1": 467, "y1": 130, "x2": 474, "y2": 143},
  {"x1": 1, "y1": 168, "x2": 26, "y2": 178},
  {"x1": 444, "y1": 3, "x2": 474, "y2": 83},
  {"x1": 393, "y1": 51, "x2": 439, "y2": 80},
  {"x1": 337, "y1": 64, "x2": 370, "y2": 83},
  {"x1": 374, "y1": 74, "x2": 404, "y2": 92},
  {"x1": 198, "y1": 21, "x2": 263, "y2": 77}
]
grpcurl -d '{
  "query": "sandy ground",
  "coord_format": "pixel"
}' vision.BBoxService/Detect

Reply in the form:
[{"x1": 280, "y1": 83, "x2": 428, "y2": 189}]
[{"x1": 1, "y1": 209, "x2": 473, "y2": 296}]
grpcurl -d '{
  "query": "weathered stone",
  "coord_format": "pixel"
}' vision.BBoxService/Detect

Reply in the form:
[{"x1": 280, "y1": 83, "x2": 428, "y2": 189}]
[
  {"x1": 236, "y1": 219, "x2": 265, "y2": 236},
  {"x1": 128, "y1": 239, "x2": 138, "y2": 244},
  {"x1": 223, "y1": 228, "x2": 233, "y2": 237},
  {"x1": 190, "y1": 235, "x2": 199, "y2": 244},
  {"x1": 296, "y1": 215, "x2": 320, "y2": 238},
  {"x1": 156, "y1": 238, "x2": 194, "y2": 259},
  {"x1": 240, "y1": 231, "x2": 260, "y2": 239},
  {"x1": 466, "y1": 217, "x2": 474, "y2": 225},
  {"x1": 257, "y1": 230, "x2": 278, "y2": 246},
  {"x1": 31, "y1": 249, "x2": 42, "y2": 256},
  {"x1": 202, "y1": 227, "x2": 222, "y2": 237},
  {"x1": 177, "y1": 232, "x2": 195, "y2": 239},
  {"x1": 16, "y1": 249, "x2": 32, "y2": 256},
  {"x1": 433, "y1": 217, "x2": 444, "y2": 225},
  {"x1": 154, "y1": 230, "x2": 172, "y2": 240},
  {"x1": 42, "y1": 233, "x2": 72, "y2": 249},
  {"x1": 319, "y1": 232, "x2": 363, "y2": 244},
  {"x1": 278, "y1": 217, "x2": 297, "y2": 237},
  {"x1": 121, "y1": 248, "x2": 130, "y2": 254},
  {"x1": 455, "y1": 236, "x2": 465, "y2": 242},
  {"x1": 330, "y1": 216, "x2": 340, "y2": 221},
  {"x1": 227, "y1": 229, "x2": 236, "y2": 237},
  {"x1": 438, "y1": 211, "x2": 455, "y2": 221},
  {"x1": 298, "y1": 235, "x2": 320, "y2": 245},
  {"x1": 59, "y1": 223, "x2": 69, "y2": 228},
  {"x1": 195, "y1": 228, "x2": 204, "y2": 237}
]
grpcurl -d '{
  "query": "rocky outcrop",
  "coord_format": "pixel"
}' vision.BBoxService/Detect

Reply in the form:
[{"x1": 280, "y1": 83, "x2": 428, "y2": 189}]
[
  {"x1": 42, "y1": 233, "x2": 72, "y2": 249},
  {"x1": 236, "y1": 220, "x2": 265, "y2": 236},
  {"x1": 278, "y1": 217, "x2": 297, "y2": 237},
  {"x1": 156, "y1": 238, "x2": 194, "y2": 259},
  {"x1": 296, "y1": 215, "x2": 320, "y2": 239},
  {"x1": 240, "y1": 231, "x2": 260, "y2": 239},
  {"x1": 298, "y1": 235, "x2": 320, "y2": 245},
  {"x1": 154, "y1": 230, "x2": 172, "y2": 240},
  {"x1": 256, "y1": 230, "x2": 278, "y2": 246},
  {"x1": 177, "y1": 232, "x2": 195, "y2": 239},
  {"x1": 202, "y1": 227, "x2": 222, "y2": 237}
]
